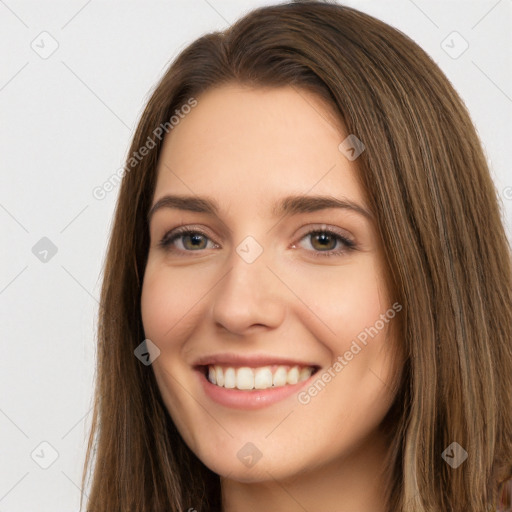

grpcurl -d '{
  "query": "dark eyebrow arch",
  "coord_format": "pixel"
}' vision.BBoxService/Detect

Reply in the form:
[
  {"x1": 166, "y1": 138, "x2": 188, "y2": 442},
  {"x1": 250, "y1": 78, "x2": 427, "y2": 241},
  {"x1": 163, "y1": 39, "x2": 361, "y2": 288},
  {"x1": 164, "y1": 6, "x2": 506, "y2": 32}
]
[{"x1": 147, "y1": 194, "x2": 373, "y2": 223}]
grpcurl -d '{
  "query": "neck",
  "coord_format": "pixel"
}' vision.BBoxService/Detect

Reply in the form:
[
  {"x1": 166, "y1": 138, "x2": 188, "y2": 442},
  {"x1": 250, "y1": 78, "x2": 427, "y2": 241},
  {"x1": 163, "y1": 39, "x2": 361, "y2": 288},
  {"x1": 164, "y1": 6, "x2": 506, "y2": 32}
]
[{"x1": 220, "y1": 429, "x2": 392, "y2": 512}]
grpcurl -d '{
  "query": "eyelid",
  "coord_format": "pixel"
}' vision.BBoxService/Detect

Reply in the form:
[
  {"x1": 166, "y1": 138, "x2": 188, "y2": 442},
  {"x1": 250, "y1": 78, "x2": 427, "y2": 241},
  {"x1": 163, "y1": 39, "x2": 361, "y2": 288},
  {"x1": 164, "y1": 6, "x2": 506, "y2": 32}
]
[
  {"x1": 293, "y1": 223, "x2": 355, "y2": 244},
  {"x1": 292, "y1": 225, "x2": 357, "y2": 258},
  {"x1": 158, "y1": 224, "x2": 218, "y2": 249}
]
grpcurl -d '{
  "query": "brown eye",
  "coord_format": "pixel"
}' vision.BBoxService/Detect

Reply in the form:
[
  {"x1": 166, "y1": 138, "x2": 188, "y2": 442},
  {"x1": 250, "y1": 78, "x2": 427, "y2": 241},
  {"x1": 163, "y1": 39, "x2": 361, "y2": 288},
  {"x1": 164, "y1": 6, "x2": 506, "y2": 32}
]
[
  {"x1": 158, "y1": 228, "x2": 217, "y2": 253},
  {"x1": 309, "y1": 232, "x2": 338, "y2": 251},
  {"x1": 181, "y1": 233, "x2": 208, "y2": 250},
  {"x1": 296, "y1": 228, "x2": 356, "y2": 258}
]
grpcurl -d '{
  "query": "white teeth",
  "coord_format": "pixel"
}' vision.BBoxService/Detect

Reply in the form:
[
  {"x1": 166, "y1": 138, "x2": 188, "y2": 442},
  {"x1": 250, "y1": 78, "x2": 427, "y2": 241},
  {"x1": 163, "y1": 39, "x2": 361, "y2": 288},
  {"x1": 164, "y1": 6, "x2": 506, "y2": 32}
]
[
  {"x1": 215, "y1": 366, "x2": 224, "y2": 387},
  {"x1": 207, "y1": 364, "x2": 314, "y2": 390},
  {"x1": 208, "y1": 366, "x2": 216, "y2": 385},
  {"x1": 224, "y1": 367, "x2": 236, "y2": 389},
  {"x1": 287, "y1": 367, "x2": 299, "y2": 385},
  {"x1": 236, "y1": 367, "x2": 254, "y2": 390},
  {"x1": 273, "y1": 366, "x2": 288, "y2": 387},
  {"x1": 254, "y1": 367, "x2": 273, "y2": 389}
]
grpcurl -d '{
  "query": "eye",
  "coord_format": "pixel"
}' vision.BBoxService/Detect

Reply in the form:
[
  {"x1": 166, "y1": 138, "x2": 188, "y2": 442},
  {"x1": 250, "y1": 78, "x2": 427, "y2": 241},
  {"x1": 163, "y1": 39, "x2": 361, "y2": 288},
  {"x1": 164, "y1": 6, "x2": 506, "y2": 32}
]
[
  {"x1": 158, "y1": 227, "x2": 218, "y2": 253},
  {"x1": 294, "y1": 227, "x2": 356, "y2": 258}
]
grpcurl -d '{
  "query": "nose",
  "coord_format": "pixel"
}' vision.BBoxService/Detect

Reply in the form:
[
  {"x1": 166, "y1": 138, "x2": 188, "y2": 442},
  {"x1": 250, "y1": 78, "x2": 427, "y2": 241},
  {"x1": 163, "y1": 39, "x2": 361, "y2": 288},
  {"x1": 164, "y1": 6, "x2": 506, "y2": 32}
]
[{"x1": 210, "y1": 246, "x2": 286, "y2": 336}]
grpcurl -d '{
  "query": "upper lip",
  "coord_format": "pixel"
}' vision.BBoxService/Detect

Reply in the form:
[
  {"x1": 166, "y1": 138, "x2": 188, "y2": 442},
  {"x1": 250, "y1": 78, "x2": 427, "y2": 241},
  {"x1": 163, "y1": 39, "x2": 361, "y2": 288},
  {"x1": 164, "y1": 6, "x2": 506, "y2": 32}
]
[{"x1": 192, "y1": 353, "x2": 320, "y2": 369}]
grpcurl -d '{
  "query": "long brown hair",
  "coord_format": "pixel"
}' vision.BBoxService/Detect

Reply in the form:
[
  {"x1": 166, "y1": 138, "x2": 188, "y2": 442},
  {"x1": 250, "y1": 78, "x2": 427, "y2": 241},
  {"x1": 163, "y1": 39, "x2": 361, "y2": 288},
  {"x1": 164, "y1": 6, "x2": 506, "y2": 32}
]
[{"x1": 81, "y1": 1, "x2": 512, "y2": 510}]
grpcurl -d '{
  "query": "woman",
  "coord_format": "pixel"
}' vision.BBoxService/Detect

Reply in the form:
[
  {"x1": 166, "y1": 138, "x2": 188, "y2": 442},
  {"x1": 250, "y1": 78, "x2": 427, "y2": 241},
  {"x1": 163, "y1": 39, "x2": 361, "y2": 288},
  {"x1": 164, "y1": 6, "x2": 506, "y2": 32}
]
[{"x1": 81, "y1": 1, "x2": 512, "y2": 510}]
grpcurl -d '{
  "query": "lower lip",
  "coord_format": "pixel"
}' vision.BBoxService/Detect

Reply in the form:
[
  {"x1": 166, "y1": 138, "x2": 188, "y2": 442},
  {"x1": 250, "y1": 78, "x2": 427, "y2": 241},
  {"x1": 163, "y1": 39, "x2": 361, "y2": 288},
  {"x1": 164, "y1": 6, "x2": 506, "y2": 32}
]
[{"x1": 195, "y1": 368, "x2": 317, "y2": 410}]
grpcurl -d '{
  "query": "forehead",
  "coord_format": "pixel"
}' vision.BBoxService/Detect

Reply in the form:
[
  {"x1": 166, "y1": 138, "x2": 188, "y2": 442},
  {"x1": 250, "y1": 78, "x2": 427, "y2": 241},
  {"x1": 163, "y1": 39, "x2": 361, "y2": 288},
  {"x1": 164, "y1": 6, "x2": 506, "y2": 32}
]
[{"x1": 152, "y1": 84, "x2": 366, "y2": 212}]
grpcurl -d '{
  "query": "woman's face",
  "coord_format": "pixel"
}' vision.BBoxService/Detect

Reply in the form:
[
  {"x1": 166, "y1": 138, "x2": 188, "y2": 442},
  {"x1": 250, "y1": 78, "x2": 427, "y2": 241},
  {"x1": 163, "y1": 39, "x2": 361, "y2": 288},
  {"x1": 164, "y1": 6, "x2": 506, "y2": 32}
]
[{"x1": 141, "y1": 83, "x2": 402, "y2": 482}]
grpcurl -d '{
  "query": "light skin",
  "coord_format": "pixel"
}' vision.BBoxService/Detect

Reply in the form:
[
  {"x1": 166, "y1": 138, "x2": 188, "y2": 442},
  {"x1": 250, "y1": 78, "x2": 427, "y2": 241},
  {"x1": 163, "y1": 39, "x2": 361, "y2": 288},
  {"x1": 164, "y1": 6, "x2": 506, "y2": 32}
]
[{"x1": 141, "y1": 83, "x2": 403, "y2": 511}]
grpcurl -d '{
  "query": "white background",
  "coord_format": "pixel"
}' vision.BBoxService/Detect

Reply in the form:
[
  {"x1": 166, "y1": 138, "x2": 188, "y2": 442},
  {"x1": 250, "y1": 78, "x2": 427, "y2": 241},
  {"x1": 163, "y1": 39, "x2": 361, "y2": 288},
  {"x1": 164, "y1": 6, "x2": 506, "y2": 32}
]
[{"x1": 0, "y1": 1, "x2": 511, "y2": 510}]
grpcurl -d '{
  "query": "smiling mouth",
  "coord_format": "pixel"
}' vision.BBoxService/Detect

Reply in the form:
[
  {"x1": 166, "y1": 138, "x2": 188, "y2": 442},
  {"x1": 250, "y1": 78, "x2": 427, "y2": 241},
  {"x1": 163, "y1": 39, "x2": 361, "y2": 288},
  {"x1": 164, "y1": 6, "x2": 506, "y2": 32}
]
[{"x1": 200, "y1": 364, "x2": 319, "y2": 391}]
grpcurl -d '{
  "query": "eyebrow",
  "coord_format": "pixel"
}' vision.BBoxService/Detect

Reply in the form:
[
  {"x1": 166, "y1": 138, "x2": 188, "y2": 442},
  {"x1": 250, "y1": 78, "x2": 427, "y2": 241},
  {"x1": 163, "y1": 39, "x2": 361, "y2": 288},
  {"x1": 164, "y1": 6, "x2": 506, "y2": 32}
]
[{"x1": 147, "y1": 194, "x2": 373, "y2": 223}]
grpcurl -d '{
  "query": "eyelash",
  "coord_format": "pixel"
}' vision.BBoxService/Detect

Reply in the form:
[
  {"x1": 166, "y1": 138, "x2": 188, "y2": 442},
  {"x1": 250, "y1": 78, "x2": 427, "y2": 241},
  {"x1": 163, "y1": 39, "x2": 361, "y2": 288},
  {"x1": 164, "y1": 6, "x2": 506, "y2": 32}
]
[{"x1": 157, "y1": 226, "x2": 357, "y2": 258}]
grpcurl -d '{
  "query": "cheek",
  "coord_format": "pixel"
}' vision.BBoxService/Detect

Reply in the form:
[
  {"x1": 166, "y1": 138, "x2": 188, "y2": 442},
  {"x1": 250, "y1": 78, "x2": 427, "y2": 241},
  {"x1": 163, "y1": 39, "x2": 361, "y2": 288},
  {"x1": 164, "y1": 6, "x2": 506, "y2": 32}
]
[
  {"x1": 299, "y1": 258, "x2": 387, "y2": 346},
  {"x1": 140, "y1": 270, "x2": 174, "y2": 342},
  {"x1": 140, "y1": 266, "x2": 205, "y2": 443},
  {"x1": 140, "y1": 264, "x2": 204, "y2": 343}
]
